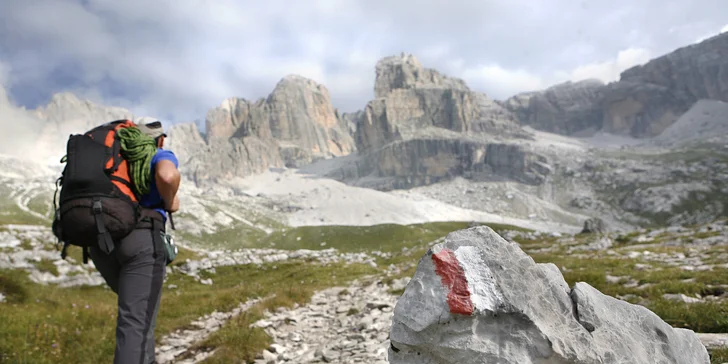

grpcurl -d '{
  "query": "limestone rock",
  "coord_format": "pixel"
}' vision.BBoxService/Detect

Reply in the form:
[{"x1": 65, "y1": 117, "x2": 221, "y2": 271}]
[
  {"x1": 601, "y1": 32, "x2": 728, "y2": 137},
  {"x1": 652, "y1": 99, "x2": 728, "y2": 147},
  {"x1": 504, "y1": 79, "x2": 606, "y2": 136},
  {"x1": 325, "y1": 138, "x2": 549, "y2": 190},
  {"x1": 388, "y1": 226, "x2": 710, "y2": 364},
  {"x1": 267, "y1": 75, "x2": 355, "y2": 160},
  {"x1": 504, "y1": 32, "x2": 728, "y2": 139},
  {"x1": 361, "y1": 53, "x2": 527, "y2": 152},
  {"x1": 329, "y1": 53, "x2": 536, "y2": 190},
  {"x1": 201, "y1": 75, "x2": 355, "y2": 175},
  {"x1": 374, "y1": 53, "x2": 468, "y2": 99},
  {"x1": 581, "y1": 217, "x2": 607, "y2": 234}
]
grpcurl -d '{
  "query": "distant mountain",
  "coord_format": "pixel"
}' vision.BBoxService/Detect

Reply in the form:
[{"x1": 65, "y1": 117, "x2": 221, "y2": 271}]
[{"x1": 504, "y1": 32, "x2": 728, "y2": 138}]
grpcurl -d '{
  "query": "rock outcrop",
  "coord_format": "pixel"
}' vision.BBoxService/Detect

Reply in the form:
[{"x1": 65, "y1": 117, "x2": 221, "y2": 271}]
[
  {"x1": 652, "y1": 99, "x2": 728, "y2": 147},
  {"x1": 388, "y1": 226, "x2": 710, "y2": 363},
  {"x1": 504, "y1": 32, "x2": 728, "y2": 139},
  {"x1": 374, "y1": 53, "x2": 469, "y2": 99},
  {"x1": 205, "y1": 75, "x2": 355, "y2": 166},
  {"x1": 165, "y1": 75, "x2": 357, "y2": 184},
  {"x1": 581, "y1": 217, "x2": 608, "y2": 234},
  {"x1": 601, "y1": 32, "x2": 728, "y2": 137},
  {"x1": 322, "y1": 53, "x2": 545, "y2": 190},
  {"x1": 325, "y1": 138, "x2": 550, "y2": 190},
  {"x1": 357, "y1": 54, "x2": 527, "y2": 152},
  {"x1": 504, "y1": 79, "x2": 606, "y2": 136}
]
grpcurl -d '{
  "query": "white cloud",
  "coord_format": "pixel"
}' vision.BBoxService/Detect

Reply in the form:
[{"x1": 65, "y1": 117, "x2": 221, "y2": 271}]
[
  {"x1": 0, "y1": 60, "x2": 9, "y2": 86},
  {"x1": 451, "y1": 47, "x2": 652, "y2": 99},
  {"x1": 461, "y1": 64, "x2": 547, "y2": 98},
  {"x1": 1, "y1": 0, "x2": 727, "y2": 121},
  {"x1": 564, "y1": 48, "x2": 652, "y2": 83},
  {"x1": 721, "y1": 24, "x2": 728, "y2": 33}
]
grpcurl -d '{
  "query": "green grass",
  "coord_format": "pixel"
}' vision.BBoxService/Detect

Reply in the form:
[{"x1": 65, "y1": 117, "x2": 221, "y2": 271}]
[
  {"x1": 0, "y1": 219, "x2": 484, "y2": 363},
  {"x1": 0, "y1": 258, "x2": 378, "y2": 364},
  {"x1": 0, "y1": 185, "x2": 53, "y2": 226},
  {"x1": 711, "y1": 348, "x2": 728, "y2": 364},
  {"x1": 35, "y1": 259, "x2": 59, "y2": 277},
  {"x1": 255, "y1": 221, "x2": 530, "y2": 253},
  {"x1": 176, "y1": 223, "x2": 269, "y2": 250},
  {"x1": 257, "y1": 222, "x2": 470, "y2": 252},
  {"x1": 183, "y1": 262, "x2": 378, "y2": 363},
  {"x1": 3, "y1": 217, "x2": 725, "y2": 363},
  {"x1": 531, "y1": 249, "x2": 728, "y2": 333}
]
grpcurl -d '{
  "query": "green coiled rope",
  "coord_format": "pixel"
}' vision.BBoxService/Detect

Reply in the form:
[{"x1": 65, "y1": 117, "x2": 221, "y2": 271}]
[{"x1": 117, "y1": 126, "x2": 158, "y2": 196}]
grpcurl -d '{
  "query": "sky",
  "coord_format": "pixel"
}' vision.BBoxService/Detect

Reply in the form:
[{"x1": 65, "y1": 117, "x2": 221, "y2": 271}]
[{"x1": 1, "y1": 0, "x2": 727, "y2": 125}]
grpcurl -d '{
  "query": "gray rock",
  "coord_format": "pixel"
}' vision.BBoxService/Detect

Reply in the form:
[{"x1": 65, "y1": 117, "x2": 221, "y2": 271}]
[
  {"x1": 504, "y1": 79, "x2": 606, "y2": 136},
  {"x1": 388, "y1": 226, "x2": 710, "y2": 364},
  {"x1": 318, "y1": 53, "x2": 540, "y2": 190},
  {"x1": 374, "y1": 53, "x2": 469, "y2": 99},
  {"x1": 504, "y1": 32, "x2": 728, "y2": 139},
  {"x1": 327, "y1": 138, "x2": 550, "y2": 190},
  {"x1": 581, "y1": 217, "x2": 608, "y2": 234},
  {"x1": 601, "y1": 32, "x2": 728, "y2": 138},
  {"x1": 163, "y1": 75, "x2": 357, "y2": 185},
  {"x1": 653, "y1": 99, "x2": 728, "y2": 148}
]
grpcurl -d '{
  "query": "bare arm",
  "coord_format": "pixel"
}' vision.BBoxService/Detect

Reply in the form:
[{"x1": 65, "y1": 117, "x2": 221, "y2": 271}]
[{"x1": 155, "y1": 160, "x2": 181, "y2": 212}]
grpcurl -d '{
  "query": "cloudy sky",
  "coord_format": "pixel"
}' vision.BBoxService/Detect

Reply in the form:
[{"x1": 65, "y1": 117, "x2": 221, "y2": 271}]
[{"x1": 1, "y1": 0, "x2": 727, "y2": 125}]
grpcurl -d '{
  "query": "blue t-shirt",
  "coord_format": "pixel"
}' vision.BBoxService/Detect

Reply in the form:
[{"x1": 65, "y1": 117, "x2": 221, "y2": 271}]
[{"x1": 139, "y1": 148, "x2": 179, "y2": 222}]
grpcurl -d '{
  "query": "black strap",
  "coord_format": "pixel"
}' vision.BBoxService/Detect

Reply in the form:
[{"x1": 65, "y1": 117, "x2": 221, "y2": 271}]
[
  {"x1": 150, "y1": 217, "x2": 164, "y2": 259},
  {"x1": 82, "y1": 247, "x2": 89, "y2": 264},
  {"x1": 92, "y1": 197, "x2": 115, "y2": 254},
  {"x1": 110, "y1": 175, "x2": 133, "y2": 189},
  {"x1": 61, "y1": 242, "x2": 69, "y2": 260},
  {"x1": 168, "y1": 212, "x2": 176, "y2": 230}
]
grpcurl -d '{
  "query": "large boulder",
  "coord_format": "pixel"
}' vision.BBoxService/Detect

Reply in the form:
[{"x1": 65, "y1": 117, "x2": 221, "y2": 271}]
[{"x1": 388, "y1": 226, "x2": 709, "y2": 364}]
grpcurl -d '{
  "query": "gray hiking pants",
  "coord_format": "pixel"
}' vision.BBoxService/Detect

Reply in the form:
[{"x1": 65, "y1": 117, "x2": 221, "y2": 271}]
[{"x1": 90, "y1": 217, "x2": 166, "y2": 364}]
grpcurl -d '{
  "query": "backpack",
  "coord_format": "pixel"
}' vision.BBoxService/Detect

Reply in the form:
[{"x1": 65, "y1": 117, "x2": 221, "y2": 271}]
[{"x1": 52, "y1": 119, "x2": 143, "y2": 263}]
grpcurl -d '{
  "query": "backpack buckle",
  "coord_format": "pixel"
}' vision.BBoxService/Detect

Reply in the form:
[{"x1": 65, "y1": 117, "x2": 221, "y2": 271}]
[{"x1": 92, "y1": 199, "x2": 103, "y2": 214}]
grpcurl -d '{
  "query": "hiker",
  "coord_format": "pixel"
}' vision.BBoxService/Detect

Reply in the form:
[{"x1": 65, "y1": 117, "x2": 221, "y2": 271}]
[
  {"x1": 95, "y1": 117, "x2": 180, "y2": 363},
  {"x1": 53, "y1": 117, "x2": 180, "y2": 364}
]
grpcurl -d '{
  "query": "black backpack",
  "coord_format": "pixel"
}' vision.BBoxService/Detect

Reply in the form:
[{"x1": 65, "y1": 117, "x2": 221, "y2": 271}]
[{"x1": 52, "y1": 120, "x2": 142, "y2": 263}]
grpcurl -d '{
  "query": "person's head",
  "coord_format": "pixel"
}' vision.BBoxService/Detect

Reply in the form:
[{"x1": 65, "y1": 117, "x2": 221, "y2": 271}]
[{"x1": 135, "y1": 117, "x2": 167, "y2": 148}]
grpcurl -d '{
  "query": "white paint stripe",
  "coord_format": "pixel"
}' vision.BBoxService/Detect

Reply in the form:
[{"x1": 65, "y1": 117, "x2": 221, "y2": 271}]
[{"x1": 453, "y1": 246, "x2": 504, "y2": 314}]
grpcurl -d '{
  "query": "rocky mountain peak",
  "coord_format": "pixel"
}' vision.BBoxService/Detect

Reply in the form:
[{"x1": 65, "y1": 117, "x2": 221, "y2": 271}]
[
  {"x1": 503, "y1": 32, "x2": 728, "y2": 138},
  {"x1": 273, "y1": 74, "x2": 326, "y2": 92},
  {"x1": 374, "y1": 53, "x2": 469, "y2": 99}
]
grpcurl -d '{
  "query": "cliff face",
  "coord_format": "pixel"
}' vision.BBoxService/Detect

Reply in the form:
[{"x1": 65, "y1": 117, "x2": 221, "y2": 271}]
[
  {"x1": 164, "y1": 75, "x2": 358, "y2": 184},
  {"x1": 323, "y1": 54, "x2": 548, "y2": 190},
  {"x1": 356, "y1": 54, "x2": 527, "y2": 153},
  {"x1": 203, "y1": 75, "x2": 356, "y2": 170},
  {"x1": 505, "y1": 32, "x2": 728, "y2": 138},
  {"x1": 600, "y1": 33, "x2": 728, "y2": 137},
  {"x1": 12, "y1": 74, "x2": 356, "y2": 185},
  {"x1": 505, "y1": 79, "x2": 606, "y2": 136}
]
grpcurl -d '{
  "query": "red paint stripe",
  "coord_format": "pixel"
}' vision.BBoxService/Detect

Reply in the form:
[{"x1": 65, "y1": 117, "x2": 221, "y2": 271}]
[{"x1": 432, "y1": 248, "x2": 474, "y2": 315}]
